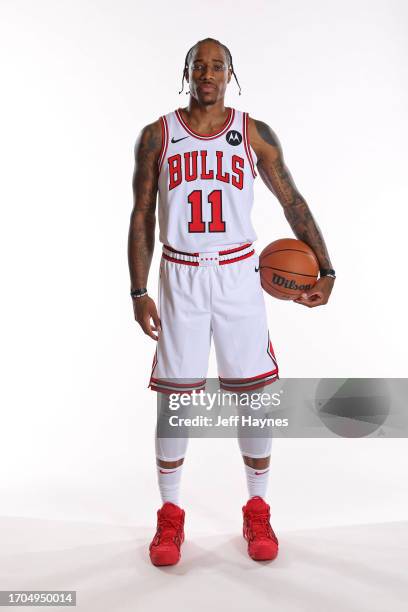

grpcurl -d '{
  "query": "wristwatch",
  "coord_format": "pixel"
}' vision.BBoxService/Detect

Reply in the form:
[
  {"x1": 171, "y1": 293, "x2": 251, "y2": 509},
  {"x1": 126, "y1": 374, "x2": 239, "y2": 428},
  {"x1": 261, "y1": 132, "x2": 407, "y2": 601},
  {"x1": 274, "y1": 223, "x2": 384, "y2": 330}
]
[
  {"x1": 130, "y1": 287, "x2": 148, "y2": 298},
  {"x1": 319, "y1": 268, "x2": 336, "y2": 279}
]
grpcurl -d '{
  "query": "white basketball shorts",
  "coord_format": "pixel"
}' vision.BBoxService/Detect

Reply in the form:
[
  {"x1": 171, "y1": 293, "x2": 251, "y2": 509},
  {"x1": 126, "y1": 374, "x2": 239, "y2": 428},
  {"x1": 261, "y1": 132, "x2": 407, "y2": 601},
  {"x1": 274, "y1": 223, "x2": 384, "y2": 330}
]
[{"x1": 148, "y1": 242, "x2": 279, "y2": 394}]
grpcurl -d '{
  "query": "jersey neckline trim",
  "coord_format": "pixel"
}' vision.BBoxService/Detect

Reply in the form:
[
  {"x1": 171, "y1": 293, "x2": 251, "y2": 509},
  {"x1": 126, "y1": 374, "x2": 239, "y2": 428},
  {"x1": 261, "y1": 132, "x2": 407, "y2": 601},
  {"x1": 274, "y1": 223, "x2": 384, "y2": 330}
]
[{"x1": 175, "y1": 107, "x2": 235, "y2": 140}]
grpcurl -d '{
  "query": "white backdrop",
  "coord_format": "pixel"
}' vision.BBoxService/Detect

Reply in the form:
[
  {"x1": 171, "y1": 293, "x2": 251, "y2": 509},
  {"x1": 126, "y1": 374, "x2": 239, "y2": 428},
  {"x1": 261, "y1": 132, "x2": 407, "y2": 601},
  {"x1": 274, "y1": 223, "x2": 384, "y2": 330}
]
[{"x1": 1, "y1": 0, "x2": 407, "y2": 545}]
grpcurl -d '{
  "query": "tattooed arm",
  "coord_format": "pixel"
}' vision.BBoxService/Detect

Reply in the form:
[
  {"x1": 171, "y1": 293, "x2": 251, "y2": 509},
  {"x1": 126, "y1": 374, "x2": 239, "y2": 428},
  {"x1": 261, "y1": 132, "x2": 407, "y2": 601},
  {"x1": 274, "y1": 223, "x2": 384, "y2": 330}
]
[
  {"x1": 248, "y1": 118, "x2": 335, "y2": 307},
  {"x1": 128, "y1": 120, "x2": 162, "y2": 338}
]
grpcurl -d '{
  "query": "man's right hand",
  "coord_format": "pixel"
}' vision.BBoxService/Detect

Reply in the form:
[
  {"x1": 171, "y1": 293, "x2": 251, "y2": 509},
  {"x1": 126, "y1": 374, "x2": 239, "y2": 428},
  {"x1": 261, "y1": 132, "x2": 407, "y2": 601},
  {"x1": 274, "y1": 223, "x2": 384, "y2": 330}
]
[{"x1": 133, "y1": 295, "x2": 162, "y2": 341}]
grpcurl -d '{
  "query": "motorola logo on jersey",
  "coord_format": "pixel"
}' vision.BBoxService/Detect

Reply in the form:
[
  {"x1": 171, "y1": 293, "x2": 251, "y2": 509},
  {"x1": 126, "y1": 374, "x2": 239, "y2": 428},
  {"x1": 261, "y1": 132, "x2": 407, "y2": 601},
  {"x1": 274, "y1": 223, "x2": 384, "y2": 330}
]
[
  {"x1": 167, "y1": 150, "x2": 245, "y2": 191},
  {"x1": 226, "y1": 130, "x2": 242, "y2": 146}
]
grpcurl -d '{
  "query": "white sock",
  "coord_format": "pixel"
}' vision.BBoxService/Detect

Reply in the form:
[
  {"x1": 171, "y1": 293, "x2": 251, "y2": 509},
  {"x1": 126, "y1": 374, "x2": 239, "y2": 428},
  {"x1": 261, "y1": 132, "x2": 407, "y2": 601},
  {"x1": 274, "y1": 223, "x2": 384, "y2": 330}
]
[
  {"x1": 157, "y1": 463, "x2": 184, "y2": 506},
  {"x1": 244, "y1": 464, "x2": 270, "y2": 500}
]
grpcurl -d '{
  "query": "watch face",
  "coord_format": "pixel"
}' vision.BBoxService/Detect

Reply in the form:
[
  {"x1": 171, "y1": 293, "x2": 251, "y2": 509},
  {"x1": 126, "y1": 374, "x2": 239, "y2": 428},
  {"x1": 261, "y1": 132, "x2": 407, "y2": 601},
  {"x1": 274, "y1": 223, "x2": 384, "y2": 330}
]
[{"x1": 131, "y1": 288, "x2": 147, "y2": 296}]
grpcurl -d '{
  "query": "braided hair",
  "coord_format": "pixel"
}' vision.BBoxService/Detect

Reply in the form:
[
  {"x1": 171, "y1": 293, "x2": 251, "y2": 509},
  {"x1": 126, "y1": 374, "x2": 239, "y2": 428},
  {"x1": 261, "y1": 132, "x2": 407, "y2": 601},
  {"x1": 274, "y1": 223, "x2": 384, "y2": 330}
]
[{"x1": 179, "y1": 38, "x2": 242, "y2": 96}]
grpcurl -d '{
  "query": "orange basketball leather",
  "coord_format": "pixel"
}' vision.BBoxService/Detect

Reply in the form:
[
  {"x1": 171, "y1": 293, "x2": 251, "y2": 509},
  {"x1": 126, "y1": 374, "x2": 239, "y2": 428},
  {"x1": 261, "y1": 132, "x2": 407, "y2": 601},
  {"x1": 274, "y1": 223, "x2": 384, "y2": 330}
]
[{"x1": 259, "y1": 238, "x2": 319, "y2": 300}]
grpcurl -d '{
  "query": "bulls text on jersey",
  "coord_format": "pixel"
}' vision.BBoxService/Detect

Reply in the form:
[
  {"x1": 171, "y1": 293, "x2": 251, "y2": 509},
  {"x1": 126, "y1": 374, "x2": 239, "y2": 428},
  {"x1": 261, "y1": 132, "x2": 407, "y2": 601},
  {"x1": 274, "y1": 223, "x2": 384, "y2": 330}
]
[{"x1": 167, "y1": 150, "x2": 245, "y2": 191}]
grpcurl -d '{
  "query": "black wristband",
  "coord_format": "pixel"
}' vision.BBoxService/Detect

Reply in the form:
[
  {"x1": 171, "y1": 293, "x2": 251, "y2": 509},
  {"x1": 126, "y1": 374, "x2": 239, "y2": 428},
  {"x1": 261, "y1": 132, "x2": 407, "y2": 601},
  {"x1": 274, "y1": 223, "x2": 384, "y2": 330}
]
[
  {"x1": 319, "y1": 268, "x2": 336, "y2": 278},
  {"x1": 130, "y1": 287, "x2": 148, "y2": 298}
]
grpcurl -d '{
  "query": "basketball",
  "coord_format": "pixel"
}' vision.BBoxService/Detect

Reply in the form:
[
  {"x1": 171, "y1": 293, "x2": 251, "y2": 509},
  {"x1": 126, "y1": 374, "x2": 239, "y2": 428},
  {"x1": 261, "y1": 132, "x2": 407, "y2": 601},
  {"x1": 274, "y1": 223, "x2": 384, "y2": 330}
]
[{"x1": 259, "y1": 238, "x2": 319, "y2": 300}]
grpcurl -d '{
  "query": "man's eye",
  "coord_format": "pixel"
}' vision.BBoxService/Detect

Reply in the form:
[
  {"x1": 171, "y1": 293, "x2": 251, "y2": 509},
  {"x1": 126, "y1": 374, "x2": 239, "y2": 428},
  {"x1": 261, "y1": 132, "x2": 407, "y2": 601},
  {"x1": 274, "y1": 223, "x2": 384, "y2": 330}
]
[{"x1": 193, "y1": 64, "x2": 224, "y2": 71}]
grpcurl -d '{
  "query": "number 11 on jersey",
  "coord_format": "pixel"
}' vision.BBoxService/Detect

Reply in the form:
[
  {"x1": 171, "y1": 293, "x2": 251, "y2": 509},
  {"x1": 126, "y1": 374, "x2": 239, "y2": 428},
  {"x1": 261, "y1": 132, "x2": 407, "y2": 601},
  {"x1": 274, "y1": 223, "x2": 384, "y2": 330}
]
[{"x1": 188, "y1": 189, "x2": 226, "y2": 233}]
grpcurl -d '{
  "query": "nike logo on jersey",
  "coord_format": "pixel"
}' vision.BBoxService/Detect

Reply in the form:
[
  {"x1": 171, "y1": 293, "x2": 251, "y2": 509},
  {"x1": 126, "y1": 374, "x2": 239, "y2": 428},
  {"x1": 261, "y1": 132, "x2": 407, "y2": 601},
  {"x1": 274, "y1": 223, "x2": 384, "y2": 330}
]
[
  {"x1": 159, "y1": 469, "x2": 177, "y2": 474},
  {"x1": 171, "y1": 136, "x2": 189, "y2": 143},
  {"x1": 255, "y1": 470, "x2": 269, "y2": 475}
]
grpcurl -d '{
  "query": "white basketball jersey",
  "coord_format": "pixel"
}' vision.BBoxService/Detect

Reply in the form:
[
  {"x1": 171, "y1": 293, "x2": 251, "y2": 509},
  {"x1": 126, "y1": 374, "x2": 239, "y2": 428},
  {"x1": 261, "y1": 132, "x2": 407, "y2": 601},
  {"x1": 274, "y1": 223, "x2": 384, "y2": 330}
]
[{"x1": 157, "y1": 107, "x2": 258, "y2": 253}]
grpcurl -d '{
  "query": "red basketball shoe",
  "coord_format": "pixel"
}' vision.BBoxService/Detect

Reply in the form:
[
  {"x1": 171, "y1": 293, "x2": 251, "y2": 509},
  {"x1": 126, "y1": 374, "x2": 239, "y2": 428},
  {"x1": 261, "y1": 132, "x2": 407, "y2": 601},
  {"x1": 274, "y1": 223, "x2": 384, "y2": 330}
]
[
  {"x1": 242, "y1": 496, "x2": 279, "y2": 561},
  {"x1": 149, "y1": 502, "x2": 185, "y2": 566}
]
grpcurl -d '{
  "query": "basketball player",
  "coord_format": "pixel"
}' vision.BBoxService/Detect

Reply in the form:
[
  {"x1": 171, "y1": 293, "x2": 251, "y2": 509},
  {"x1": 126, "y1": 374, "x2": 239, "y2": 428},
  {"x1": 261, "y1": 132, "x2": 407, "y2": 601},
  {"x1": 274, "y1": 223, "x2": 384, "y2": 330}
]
[{"x1": 128, "y1": 38, "x2": 335, "y2": 566}]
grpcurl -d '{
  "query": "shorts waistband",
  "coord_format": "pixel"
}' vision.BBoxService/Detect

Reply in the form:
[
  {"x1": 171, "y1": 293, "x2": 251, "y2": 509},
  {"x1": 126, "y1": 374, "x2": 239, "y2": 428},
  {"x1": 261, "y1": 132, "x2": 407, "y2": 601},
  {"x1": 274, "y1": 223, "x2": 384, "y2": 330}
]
[{"x1": 162, "y1": 243, "x2": 255, "y2": 266}]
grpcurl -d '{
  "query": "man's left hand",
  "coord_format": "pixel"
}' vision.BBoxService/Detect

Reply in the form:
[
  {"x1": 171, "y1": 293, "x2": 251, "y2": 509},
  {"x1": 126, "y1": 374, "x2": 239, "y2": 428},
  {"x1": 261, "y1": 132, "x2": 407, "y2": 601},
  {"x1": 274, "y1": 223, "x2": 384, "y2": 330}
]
[{"x1": 293, "y1": 276, "x2": 335, "y2": 308}]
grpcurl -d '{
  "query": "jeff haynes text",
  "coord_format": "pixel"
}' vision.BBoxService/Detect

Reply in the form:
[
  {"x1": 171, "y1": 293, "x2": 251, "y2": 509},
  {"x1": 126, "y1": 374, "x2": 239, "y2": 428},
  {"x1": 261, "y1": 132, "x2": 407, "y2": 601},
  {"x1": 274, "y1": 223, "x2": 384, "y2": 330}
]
[{"x1": 167, "y1": 415, "x2": 289, "y2": 428}]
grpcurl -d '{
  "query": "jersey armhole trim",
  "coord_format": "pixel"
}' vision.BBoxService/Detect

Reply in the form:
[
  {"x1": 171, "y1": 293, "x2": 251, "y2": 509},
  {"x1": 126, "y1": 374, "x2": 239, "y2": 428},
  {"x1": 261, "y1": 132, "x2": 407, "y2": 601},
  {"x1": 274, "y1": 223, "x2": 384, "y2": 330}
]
[
  {"x1": 158, "y1": 116, "x2": 169, "y2": 173},
  {"x1": 243, "y1": 112, "x2": 257, "y2": 178}
]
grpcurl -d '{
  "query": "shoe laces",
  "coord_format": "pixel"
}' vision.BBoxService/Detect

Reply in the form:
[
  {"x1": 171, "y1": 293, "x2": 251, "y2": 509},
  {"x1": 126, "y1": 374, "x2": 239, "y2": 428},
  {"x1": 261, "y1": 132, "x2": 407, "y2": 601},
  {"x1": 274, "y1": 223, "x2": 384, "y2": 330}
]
[
  {"x1": 246, "y1": 511, "x2": 274, "y2": 541},
  {"x1": 157, "y1": 515, "x2": 183, "y2": 544}
]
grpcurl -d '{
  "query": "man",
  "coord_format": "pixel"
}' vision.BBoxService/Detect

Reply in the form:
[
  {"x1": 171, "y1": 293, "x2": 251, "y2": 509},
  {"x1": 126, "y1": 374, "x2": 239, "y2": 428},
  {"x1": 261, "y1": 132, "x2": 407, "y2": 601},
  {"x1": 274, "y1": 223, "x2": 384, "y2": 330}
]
[{"x1": 128, "y1": 37, "x2": 335, "y2": 566}]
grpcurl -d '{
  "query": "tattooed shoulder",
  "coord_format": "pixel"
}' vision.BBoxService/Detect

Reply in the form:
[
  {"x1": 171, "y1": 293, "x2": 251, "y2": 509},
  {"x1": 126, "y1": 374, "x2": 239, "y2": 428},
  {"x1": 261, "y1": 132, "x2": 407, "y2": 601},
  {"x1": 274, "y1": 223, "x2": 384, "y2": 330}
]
[
  {"x1": 134, "y1": 119, "x2": 162, "y2": 160},
  {"x1": 254, "y1": 119, "x2": 280, "y2": 148}
]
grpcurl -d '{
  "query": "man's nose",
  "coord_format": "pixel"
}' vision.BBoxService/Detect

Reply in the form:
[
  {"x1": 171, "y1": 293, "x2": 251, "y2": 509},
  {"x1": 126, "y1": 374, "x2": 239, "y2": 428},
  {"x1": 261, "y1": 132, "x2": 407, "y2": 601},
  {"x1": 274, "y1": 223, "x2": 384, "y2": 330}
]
[{"x1": 202, "y1": 65, "x2": 215, "y2": 79}]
